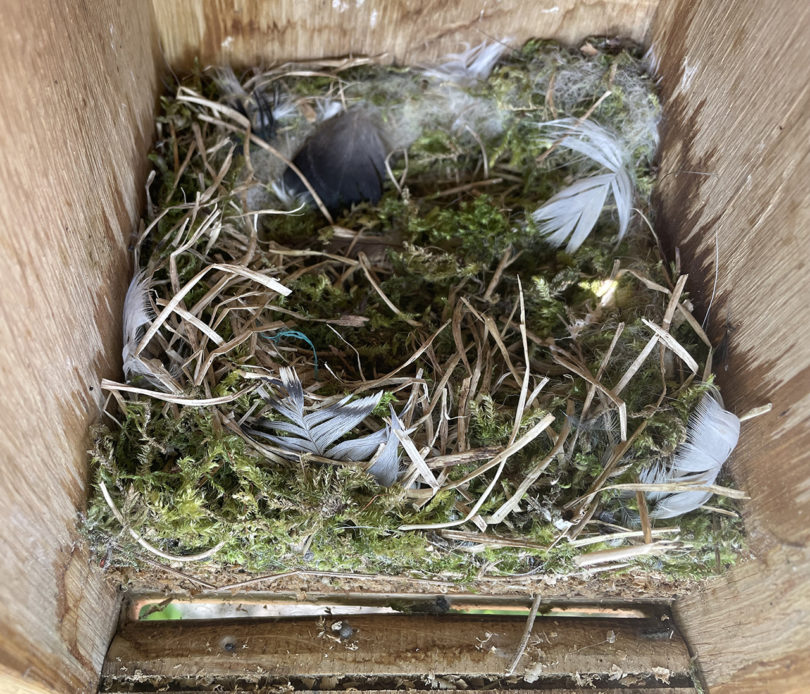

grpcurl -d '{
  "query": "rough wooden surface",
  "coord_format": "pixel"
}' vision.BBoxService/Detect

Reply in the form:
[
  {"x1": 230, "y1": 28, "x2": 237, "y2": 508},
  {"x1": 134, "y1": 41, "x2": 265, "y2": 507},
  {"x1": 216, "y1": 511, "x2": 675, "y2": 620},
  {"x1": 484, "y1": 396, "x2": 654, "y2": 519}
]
[
  {"x1": 103, "y1": 614, "x2": 690, "y2": 684},
  {"x1": 152, "y1": 0, "x2": 658, "y2": 70},
  {"x1": 650, "y1": 1, "x2": 810, "y2": 691},
  {"x1": 109, "y1": 691, "x2": 697, "y2": 694},
  {"x1": 113, "y1": 691, "x2": 698, "y2": 694},
  {"x1": 674, "y1": 544, "x2": 810, "y2": 694},
  {"x1": 0, "y1": 2, "x2": 160, "y2": 692}
]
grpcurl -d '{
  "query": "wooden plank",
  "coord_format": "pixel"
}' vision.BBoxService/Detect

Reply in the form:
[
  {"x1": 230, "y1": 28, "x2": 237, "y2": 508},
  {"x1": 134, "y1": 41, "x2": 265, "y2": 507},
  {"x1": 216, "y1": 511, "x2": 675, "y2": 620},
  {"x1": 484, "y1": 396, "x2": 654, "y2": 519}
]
[
  {"x1": 103, "y1": 614, "x2": 691, "y2": 686},
  {"x1": 108, "y1": 691, "x2": 697, "y2": 694},
  {"x1": 151, "y1": 0, "x2": 658, "y2": 71},
  {"x1": 650, "y1": 0, "x2": 810, "y2": 691},
  {"x1": 0, "y1": 671, "x2": 55, "y2": 694},
  {"x1": 0, "y1": 1, "x2": 160, "y2": 692},
  {"x1": 674, "y1": 545, "x2": 810, "y2": 694}
]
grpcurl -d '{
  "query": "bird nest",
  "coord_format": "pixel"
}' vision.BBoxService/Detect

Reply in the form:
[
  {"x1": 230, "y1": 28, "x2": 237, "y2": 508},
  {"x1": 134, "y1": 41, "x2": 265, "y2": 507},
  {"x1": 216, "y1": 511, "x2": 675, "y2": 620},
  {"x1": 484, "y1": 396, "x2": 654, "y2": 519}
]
[{"x1": 86, "y1": 39, "x2": 749, "y2": 588}]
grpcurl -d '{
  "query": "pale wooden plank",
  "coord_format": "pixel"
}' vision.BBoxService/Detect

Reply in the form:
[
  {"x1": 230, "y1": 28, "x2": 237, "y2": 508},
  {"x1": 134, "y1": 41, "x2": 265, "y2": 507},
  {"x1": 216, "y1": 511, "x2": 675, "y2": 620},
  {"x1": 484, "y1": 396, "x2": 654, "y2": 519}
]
[
  {"x1": 0, "y1": 1, "x2": 160, "y2": 692},
  {"x1": 109, "y1": 689, "x2": 698, "y2": 694},
  {"x1": 650, "y1": 0, "x2": 810, "y2": 691},
  {"x1": 151, "y1": 0, "x2": 658, "y2": 71},
  {"x1": 673, "y1": 545, "x2": 810, "y2": 694},
  {"x1": 103, "y1": 614, "x2": 690, "y2": 682}
]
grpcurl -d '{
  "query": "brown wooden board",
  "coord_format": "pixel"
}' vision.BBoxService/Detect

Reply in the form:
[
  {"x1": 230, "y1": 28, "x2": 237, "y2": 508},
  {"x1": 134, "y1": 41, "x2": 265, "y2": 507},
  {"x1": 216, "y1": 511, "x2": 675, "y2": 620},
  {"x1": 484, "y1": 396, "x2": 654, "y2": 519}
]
[
  {"x1": 650, "y1": 1, "x2": 810, "y2": 691},
  {"x1": 0, "y1": 1, "x2": 160, "y2": 692},
  {"x1": 102, "y1": 614, "x2": 692, "y2": 690},
  {"x1": 108, "y1": 685, "x2": 697, "y2": 694},
  {"x1": 151, "y1": 0, "x2": 658, "y2": 71}
]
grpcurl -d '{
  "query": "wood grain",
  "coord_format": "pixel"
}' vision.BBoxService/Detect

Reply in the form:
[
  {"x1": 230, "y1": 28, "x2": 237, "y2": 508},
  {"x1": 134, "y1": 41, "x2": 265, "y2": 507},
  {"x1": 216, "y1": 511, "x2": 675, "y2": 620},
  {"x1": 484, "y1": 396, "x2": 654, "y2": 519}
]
[
  {"x1": 151, "y1": 0, "x2": 658, "y2": 70},
  {"x1": 103, "y1": 614, "x2": 691, "y2": 684},
  {"x1": 0, "y1": 2, "x2": 160, "y2": 692},
  {"x1": 674, "y1": 545, "x2": 810, "y2": 694},
  {"x1": 110, "y1": 691, "x2": 699, "y2": 694},
  {"x1": 650, "y1": 1, "x2": 810, "y2": 691},
  {"x1": 108, "y1": 691, "x2": 698, "y2": 694}
]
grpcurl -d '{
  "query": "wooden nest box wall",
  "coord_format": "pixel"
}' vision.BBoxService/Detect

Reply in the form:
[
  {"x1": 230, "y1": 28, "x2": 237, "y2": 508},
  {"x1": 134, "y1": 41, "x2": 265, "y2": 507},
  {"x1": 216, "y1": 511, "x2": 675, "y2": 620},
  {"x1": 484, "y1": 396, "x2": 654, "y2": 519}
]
[{"x1": 1, "y1": 1, "x2": 807, "y2": 692}]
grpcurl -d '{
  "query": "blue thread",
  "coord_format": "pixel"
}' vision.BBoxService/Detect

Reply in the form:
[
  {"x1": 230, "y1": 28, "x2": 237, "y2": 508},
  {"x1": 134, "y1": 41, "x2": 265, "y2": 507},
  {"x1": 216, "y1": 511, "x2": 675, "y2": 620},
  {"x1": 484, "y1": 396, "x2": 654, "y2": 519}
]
[{"x1": 261, "y1": 330, "x2": 319, "y2": 378}]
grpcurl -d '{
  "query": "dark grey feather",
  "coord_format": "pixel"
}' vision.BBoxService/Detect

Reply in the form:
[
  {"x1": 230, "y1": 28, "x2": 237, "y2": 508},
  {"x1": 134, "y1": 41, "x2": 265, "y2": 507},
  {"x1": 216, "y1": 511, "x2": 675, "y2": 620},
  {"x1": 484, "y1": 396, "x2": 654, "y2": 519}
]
[{"x1": 282, "y1": 109, "x2": 388, "y2": 213}]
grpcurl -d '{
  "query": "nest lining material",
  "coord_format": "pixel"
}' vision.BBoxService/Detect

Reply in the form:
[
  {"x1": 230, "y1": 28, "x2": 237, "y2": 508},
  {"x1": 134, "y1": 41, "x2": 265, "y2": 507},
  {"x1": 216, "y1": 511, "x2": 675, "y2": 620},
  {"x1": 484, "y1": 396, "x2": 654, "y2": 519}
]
[{"x1": 87, "y1": 38, "x2": 747, "y2": 584}]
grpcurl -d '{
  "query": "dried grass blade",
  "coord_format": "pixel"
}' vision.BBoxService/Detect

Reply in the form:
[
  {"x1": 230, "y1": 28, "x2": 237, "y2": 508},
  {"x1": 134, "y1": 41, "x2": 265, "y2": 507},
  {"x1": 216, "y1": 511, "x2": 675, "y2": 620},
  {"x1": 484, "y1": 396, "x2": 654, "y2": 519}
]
[
  {"x1": 509, "y1": 277, "x2": 531, "y2": 445},
  {"x1": 506, "y1": 592, "x2": 543, "y2": 676},
  {"x1": 428, "y1": 446, "x2": 503, "y2": 469},
  {"x1": 392, "y1": 421, "x2": 440, "y2": 489},
  {"x1": 552, "y1": 352, "x2": 627, "y2": 440},
  {"x1": 642, "y1": 318, "x2": 698, "y2": 373},
  {"x1": 444, "y1": 413, "x2": 556, "y2": 490},
  {"x1": 612, "y1": 334, "x2": 658, "y2": 395},
  {"x1": 566, "y1": 527, "x2": 679, "y2": 548},
  {"x1": 576, "y1": 480, "x2": 749, "y2": 504},
  {"x1": 574, "y1": 541, "x2": 680, "y2": 567},
  {"x1": 440, "y1": 530, "x2": 548, "y2": 551},
  {"x1": 636, "y1": 488, "x2": 653, "y2": 544},
  {"x1": 137, "y1": 263, "x2": 289, "y2": 356},
  {"x1": 487, "y1": 403, "x2": 572, "y2": 524},
  {"x1": 351, "y1": 320, "x2": 451, "y2": 394},
  {"x1": 101, "y1": 379, "x2": 255, "y2": 406},
  {"x1": 484, "y1": 315, "x2": 522, "y2": 387},
  {"x1": 154, "y1": 299, "x2": 224, "y2": 346},
  {"x1": 399, "y1": 414, "x2": 555, "y2": 531},
  {"x1": 99, "y1": 481, "x2": 224, "y2": 563}
]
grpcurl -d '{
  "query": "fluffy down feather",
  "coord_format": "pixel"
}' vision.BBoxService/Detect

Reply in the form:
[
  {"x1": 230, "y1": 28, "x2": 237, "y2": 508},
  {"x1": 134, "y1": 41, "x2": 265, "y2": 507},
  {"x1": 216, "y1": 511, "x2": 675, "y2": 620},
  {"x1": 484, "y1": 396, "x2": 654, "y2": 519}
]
[{"x1": 422, "y1": 41, "x2": 509, "y2": 86}]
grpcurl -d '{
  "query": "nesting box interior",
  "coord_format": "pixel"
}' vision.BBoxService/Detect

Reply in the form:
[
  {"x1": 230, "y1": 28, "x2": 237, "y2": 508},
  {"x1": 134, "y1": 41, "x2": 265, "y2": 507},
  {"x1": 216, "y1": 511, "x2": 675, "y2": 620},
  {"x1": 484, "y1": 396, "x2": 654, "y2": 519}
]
[{"x1": 1, "y1": 1, "x2": 808, "y2": 693}]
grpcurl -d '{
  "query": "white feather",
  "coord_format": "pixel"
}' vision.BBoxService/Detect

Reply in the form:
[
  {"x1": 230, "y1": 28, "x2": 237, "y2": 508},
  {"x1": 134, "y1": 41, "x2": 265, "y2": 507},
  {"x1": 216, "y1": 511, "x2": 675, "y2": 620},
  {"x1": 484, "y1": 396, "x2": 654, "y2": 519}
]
[
  {"x1": 644, "y1": 45, "x2": 662, "y2": 82},
  {"x1": 315, "y1": 98, "x2": 344, "y2": 122},
  {"x1": 531, "y1": 119, "x2": 634, "y2": 253},
  {"x1": 270, "y1": 180, "x2": 308, "y2": 209},
  {"x1": 423, "y1": 41, "x2": 509, "y2": 85},
  {"x1": 271, "y1": 97, "x2": 297, "y2": 122},
  {"x1": 642, "y1": 393, "x2": 741, "y2": 519},
  {"x1": 121, "y1": 271, "x2": 153, "y2": 381},
  {"x1": 212, "y1": 66, "x2": 247, "y2": 101}
]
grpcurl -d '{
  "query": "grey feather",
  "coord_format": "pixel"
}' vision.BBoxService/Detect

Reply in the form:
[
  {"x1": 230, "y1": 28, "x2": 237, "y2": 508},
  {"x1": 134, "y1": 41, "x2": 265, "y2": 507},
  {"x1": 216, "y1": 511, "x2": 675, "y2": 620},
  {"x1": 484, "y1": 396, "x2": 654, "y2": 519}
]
[
  {"x1": 532, "y1": 119, "x2": 634, "y2": 253},
  {"x1": 251, "y1": 367, "x2": 401, "y2": 485},
  {"x1": 281, "y1": 109, "x2": 389, "y2": 214}
]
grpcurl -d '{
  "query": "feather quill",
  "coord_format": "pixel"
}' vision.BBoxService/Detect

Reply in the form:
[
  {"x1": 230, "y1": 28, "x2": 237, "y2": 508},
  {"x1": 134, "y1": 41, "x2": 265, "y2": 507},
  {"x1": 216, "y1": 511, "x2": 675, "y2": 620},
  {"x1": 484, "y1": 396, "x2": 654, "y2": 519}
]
[
  {"x1": 531, "y1": 119, "x2": 634, "y2": 253},
  {"x1": 250, "y1": 367, "x2": 401, "y2": 486},
  {"x1": 641, "y1": 393, "x2": 740, "y2": 519}
]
